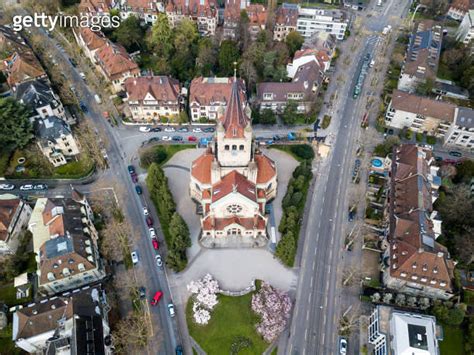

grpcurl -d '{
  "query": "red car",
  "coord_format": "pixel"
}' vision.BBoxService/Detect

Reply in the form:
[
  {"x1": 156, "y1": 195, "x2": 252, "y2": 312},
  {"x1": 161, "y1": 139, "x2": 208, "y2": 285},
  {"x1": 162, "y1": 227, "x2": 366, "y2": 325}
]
[
  {"x1": 152, "y1": 238, "x2": 159, "y2": 250},
  {"x1": 146, "y1": 216, "x2": 154, "y2": 227},
  {"x1": 151, "y1": 291, "x2": 163, "y2": 306},
  {"x1": 131, "y1": 172, "x2": 138, "y2": 183},
  {"x1": 188, "y1": 136, "x2": 197, "y2": 142}
]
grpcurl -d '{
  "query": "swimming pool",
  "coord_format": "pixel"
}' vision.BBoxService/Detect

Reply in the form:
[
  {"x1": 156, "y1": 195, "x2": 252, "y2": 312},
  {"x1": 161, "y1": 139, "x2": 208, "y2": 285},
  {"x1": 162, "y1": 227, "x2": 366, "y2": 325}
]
[{"x1": 371, "y1": 158, "x2": 383, "y2": 168}]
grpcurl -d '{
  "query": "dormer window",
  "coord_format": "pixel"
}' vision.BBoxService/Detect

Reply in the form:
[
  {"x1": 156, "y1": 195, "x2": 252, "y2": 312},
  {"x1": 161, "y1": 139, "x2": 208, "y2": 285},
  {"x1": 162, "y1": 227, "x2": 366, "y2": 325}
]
[
  {"x1": 412, "y1": 262, "x2": 417, "y2": 269},
  {"x1": 433, "y1": 267, "x2": 438, "y2": 274},
  {"x1": 422, "y1": 264, "x2": 428, "y2": 271}
]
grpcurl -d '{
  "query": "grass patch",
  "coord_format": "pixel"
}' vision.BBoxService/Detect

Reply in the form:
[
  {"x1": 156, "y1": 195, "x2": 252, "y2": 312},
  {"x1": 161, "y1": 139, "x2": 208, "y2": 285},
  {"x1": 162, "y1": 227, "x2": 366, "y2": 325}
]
[
  {"x1": 52, "y1": 155, "x2": 94, "y2": 178},
  {"x1": 439, "y1": 324, "x2": 465, "y2": 355},
  {"x1": 463, "y1": 289, "x2": 474, "y2": 305},
  {"x1": 0, "y1": 149, "x2": 12, "y2": 177},
  {"x1": 140, "y1": 144, "x2": 194, "y2": 168},
  {"x1": 271, "y1": 347, "x2": 278, "y2": 355},
  {"x1": 269, "y1": 144, "x2": 314, "y2": 162},
  {"x1": 187, "y1": 293, "x2": 267, "y2": 355},
  {"x1": 0, "y1": 283, "x2": 32, "y2": 307},
  {"x1": 321, "y1": 115, "x2": 331, "y2": 129},
  {"x1": 437, "y1": 63, "x2": 455, "y2": 81},
  {"x1": 0, "y1": 324, "x2": 23, "y2": 355}
]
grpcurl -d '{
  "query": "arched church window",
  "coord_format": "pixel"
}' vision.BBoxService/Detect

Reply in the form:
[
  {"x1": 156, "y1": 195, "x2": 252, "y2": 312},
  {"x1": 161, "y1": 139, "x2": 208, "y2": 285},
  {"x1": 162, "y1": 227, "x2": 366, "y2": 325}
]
[
  {"x1": 225, "y1": 145, "x2": 229, "y2": 150},
  {"x1": 232, "y1": 145, "x2": 237, "y2": 150},
  {"x1": 239, "y1": 145, "x2": 244, "y2": 150},
  {"x1": 226, "y1": 204, "x2": 243, "y2": 214}
]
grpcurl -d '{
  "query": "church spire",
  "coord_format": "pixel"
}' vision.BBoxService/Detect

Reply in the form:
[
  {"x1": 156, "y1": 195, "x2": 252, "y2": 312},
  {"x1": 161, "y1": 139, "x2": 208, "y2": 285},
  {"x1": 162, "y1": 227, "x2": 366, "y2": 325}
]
[{"x1": 222, "y1": 77, "x2": 250, "y2": 138}]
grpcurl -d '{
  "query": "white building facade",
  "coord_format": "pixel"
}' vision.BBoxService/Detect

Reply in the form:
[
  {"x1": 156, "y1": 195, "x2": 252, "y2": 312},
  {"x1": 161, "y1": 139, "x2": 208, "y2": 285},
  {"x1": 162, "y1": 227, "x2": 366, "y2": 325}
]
[{"x1": 296, "y1": 8, "x2": 348, "y2": 40}]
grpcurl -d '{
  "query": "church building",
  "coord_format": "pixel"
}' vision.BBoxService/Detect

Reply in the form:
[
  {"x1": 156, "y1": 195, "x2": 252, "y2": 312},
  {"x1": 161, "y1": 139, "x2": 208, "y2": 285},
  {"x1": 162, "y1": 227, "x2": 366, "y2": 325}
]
[{"x1": 189, "y1": 78, "x2": 277, "y2": 241}]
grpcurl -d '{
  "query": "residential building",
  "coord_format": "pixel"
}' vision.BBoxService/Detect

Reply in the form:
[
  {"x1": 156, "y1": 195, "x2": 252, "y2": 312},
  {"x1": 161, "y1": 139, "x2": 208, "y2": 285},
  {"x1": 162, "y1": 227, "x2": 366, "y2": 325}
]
[
  {"x1": 118, "y1": 0, "x2": 164, "y2": 24},
  {"x1": 0, "y1": 25, "x2": 29, "y2": 54},
  {"x1": 28, "y1": 193, "x2": 104, "y2": 296},
  {"x1": 286, "y1": 48, "x2": 331, "y2": 78},
  {"x1": 78, "y1": 0, "x2": 112, "y2": 15},
  {"x1": 444, "y1": 107, "x2": 474, "y2": 150},
  {"x1": 73, "y1": 26, "x2": 108, "y2": 64},
  {"x1": 398, "y1": 21, "x2": 443, "y2": 93},
  {"x1": 296, "y1": 7, "x2": 348, "y2": 40},
  {"x1": 34, "y1": 116, "x2": 80, "y2": 167},
  {"x1": 124, "y1": 76, "x2": 181, "y2": 122},
  {"x1": 94, "y1": 41, "x2": 140, "y2": 92},
  {"x1": 12, "y1": 287, "x2": 112, "y2": 354},
  {"x1": 257, "y1": 61, "x2": 324, "y2": 114},
  {"x1": 189, "y1": 78, "x2": 277, "y2": 242},
  {"x1": 273, "y1": 4, "x2": 298, "y2": 42},
  {"x1": 246, "y1": 4, "x2": 267, "y2": 41},
  {"x1": 385, "y1": 90, "x2": 456, "y2": 138},
  {"x1": 368, "y1": 305, "x2": 442, "y2": 355},
  {"x1": 383, "y1": 145, "x2": 454, "y2": 300},
  {"x1": 433, "y1": 79, "x2": 470, "y2": 100},
  {"x1": 223, "y1": 0, "x2": 249, "y2": 39},
  {"x1": 165, "y1": 0, "x2": 218, "y2": 36},
  {"x1": 302, "y1": 31, "x2": 337, "y2": 57},
  {"x1": 2, "y1": 50, "x2": 47, "y2": 89},
  {"x1": 15, "y1": 79, "x2": 69, "y2": 123},
  {"x1": 447, "y1": 0, "x2": 474, "y2": 21},
  {"x1": 189, "y1": 76, "x2": 245, "y2": 121},
  {"x1": 0, "y1": 195, "x2": 32, "y2": 255},
  {"x1": 456, "y1": 9, "x2": 474, "y2": 45}
]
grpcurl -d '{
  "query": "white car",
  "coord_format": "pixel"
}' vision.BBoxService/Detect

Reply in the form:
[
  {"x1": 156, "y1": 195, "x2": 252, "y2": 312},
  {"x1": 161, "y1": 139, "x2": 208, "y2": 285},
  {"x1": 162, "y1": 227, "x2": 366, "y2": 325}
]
[
  {"x1": 155, "y1": 254, "x2": 163, "y2": 268},
  {"x1": 339, "y1": 338, "x2": 347, "y2": 354},
  {"x1": 0, "y1": 184, "x2": 15, "y2": 191},
  {"x1": 192, "y1": 128, "x2": 202, "y2": 133},
  {"x1": 149, "y1": 227, "x2": 156, "y2": 238},
  {"x1": 131, "y1": 251, "x2": 139, "y2": 265},
  {"x1": 162, "y1": 136, "x2": 172, "y2": 141},
  {"x1": 164, "y1": 127, "x2": 175, "y2": 132},
  {"x1": 167, "y1": 303, "x2": 175, "y2": 317},
  {"x1": 139, "y1": 126, "x2": 151, "y2": 133},
  {"x1": 143, "y1": 207, "x2": 149, "y2": 215},
  {"x1": 20, "y1": 184, "x2": 33, "y2": 191}
]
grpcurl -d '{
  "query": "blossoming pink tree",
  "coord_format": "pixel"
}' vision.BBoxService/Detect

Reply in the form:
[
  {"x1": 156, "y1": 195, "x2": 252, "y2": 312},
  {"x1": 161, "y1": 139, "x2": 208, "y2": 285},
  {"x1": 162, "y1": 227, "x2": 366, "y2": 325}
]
[
  {"x1": 251, "y1": 282, "x2": 292, "y2": 343},
  {"x1": 187, "y1": 274, "x2": 220, "y2": 325}
]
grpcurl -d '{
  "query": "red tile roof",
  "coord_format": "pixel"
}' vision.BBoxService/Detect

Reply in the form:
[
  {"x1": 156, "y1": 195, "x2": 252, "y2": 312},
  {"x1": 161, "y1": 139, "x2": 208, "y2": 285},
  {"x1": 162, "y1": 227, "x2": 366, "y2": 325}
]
[
  {"x1": 0, "y1": 198, "x2": 21, "y2": 242},
  {"x1": 274, "y1": 6, "x2": 298, "y2": 27},
  {"x1": 124, "y1": 76, "x2": 180, "y2": 103},
  {"x1": 78, "y1": 27, "x2": 107, "y2": 51},
  {"x1": 166, "y1": 0, "x2": 218, "y2": 17},
  {"x1": 254, "y1": 153, "x2": 276, "y2": 184},
  {"x1": 95, "y1": 42, "x2": 139, "y2": 81},
  {"x1": 246, "y1": 4, "x2": 267, "y2": 27},
  {"x1": 4, "y1": 51, "x2": 46, "y2": 87},
  {"x1": 222, "y1": 80, "x2": 250, "y2": 138},
  {"x1": 189, "y1": 77, "x2": 245, "y2": 107},
  {"x1": 211, "y1": 171, "x2": 256, "y2": 203},
  {"x1": 79, "y1": 0, "x2": 111, "y2": 13},
  {"x1": 191, "y1": 150, "x2": 214, "y2": 184},
  {"x1": 202, "y1": 215, "x2": 266, "y2": 231}
]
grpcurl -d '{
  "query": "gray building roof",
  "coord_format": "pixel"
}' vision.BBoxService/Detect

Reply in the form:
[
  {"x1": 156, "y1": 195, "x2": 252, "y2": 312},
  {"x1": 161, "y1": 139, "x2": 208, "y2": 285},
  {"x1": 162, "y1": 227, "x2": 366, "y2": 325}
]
[
  {"x1": 455, "y1": 107, "x2": 474, "y2": 128},
  {"x1": 34, "y1": 116, "x2": 72, "y2": 143},
  {"x1": 15, "y1": 79, "x2": 61, "y2": 112}
]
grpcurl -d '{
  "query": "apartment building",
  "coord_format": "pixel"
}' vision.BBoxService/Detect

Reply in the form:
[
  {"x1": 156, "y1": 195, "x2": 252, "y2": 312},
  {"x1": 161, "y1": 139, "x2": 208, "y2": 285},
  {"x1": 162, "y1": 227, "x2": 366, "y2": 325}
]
[
  {"x1": 2, "y1": 50, "x2": 47, "y2": 89},
  {"x1": 118, "y1": 0, "x2": 164, "y2": 25},
  {"x1": 0, "y1": 25, "x2": 29, "y2": 53},
  {"x1": 385, "y1": 90, "x2": 456, "y2": 138},
  {"x1": 257, "y1": 61, "x2": 323, "y2": 114},
  {"x1": 287, "y1": 48, "x2": 331, "y2": 78},
  {"x1": 273, "y1": 4, "x2": 298, "y2": 42},
  {"x1": 444, "y1": 107, "x2": 474, "y2": 150},
  {"x1": 368, "y1": 305, "x2": 441, "y2": 355},
  {"x1": 456, "y1": 9, "x2": 474, "y2": 45},
  {"x1": 165, "y1": 0, "x2": 218, "y2": 36},
  {"x1": 73, "y1": 26, "x2": 108, "y2": 64},
  {"x1": 296, "y1": 7, "x2": 348, "y2": 40},
  {"x1": 383, "y1": 145, "x2": 454, "y2": 300},
  {"x1": 398, "y1": 20, "x2": 443, "y2": 93},
  {"x1": 0, "y1": 196, "x2": 32, "y2": 255},
  {"x1": 246, "y1": 4, "x2": 267, "y2": 41},
  {"x1": 223, "y1": 0, "x2": 249, "y2": 39},
  {"x1": 189, "y1": 77, "x2": 245, "y2": 121},
  {"x1": 124, "y1": 76, "x2": 181, "y2": 122},
  {"x1": 447, "y1": 0, "x2": 473, "y2": 21},
  {"x1": 78, "y1": 0, "x2": 112, "y2": 15},
  {"x1": 12, "y1": 287, "x2": 111, "y2": 354}
]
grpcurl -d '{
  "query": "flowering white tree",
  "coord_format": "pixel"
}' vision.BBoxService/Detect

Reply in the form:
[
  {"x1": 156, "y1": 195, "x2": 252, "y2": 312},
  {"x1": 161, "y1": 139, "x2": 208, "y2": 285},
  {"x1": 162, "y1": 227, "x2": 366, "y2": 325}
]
[
  {"x1": 251, "y1": 282, "x2": 292, "y2": 343},
  {"x1": 187, "y1": 274, "x2": 220, "y2": 325}
]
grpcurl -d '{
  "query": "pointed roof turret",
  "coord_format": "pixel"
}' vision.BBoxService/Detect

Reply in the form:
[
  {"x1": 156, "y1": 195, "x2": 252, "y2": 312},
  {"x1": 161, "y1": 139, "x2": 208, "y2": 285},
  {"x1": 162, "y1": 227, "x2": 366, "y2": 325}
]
[{"x1": 222, "y1": 79, "x2": 250, "y2": 138}]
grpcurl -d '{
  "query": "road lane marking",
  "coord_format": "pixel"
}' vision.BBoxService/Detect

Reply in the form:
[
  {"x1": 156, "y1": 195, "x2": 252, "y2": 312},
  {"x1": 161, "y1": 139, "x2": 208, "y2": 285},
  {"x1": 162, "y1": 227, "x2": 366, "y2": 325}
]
[
  {"x1": 323, "y1": 313, "x2": 327, "y2": 325},
  {"x1": 305, "y1": 329, "x2": 308, "y2": 341},
  {"x1": 311, "y1": 276, "x2": 314, "y2": 287},
  {"x1": 313, "y1": 260, "x2": 316, "y2": 271}
]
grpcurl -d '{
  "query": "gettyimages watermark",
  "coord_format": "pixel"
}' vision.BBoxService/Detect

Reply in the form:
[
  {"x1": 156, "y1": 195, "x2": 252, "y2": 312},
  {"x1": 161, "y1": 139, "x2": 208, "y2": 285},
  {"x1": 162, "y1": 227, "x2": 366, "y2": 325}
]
[{"x1": 12, "y1": 13, "x2": 121, "y2": 32}]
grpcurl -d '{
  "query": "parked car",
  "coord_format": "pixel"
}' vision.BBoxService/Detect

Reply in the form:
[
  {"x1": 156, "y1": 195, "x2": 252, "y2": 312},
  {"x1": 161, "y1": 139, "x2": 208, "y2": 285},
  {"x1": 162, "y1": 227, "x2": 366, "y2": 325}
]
[
  {"x1": 175, "y1": 345, "x2": 183, "y2": 355},
  {"x1": 449, "y1": 151, "x2": 462, "y2": 157},
  {"x1": 19, "y1": 184, "x2": 33, "y2": 191},
  {"x1": 203, "y1": 127, "x2": 215, "y2": 133},
  {"x1": 178, "y1": 127, "x2": 189, "y2": 132},
  {"x1": 192, "y1": 128, "x2": 202, "y2": 133},
  {"x1": 135, "y1": 185, "x2": 142, "y2": 195},
  {"x1": 152, "y1": 238, "x2": 159, "y2": 250},
  {"x1": 79, "y1": 102, "x2": 88, "y2": 113},
  {"x1": 164, "y1": 127, "x2": 175, "y2": 132},
  {"x1": 162, "y1": 136, "x2": 172, "y2": 141},
  {"x1": 167, "y1": 303, "x2": 175, "y2": 317},
  {"x1": 151, "y1": 291, "x2": 163, "y2": 306},
  {"x1": 339, "y1": 338, "x2": 347, "y2": 355},
  {"x1": 146, "y1": 216, "x2": 153, "y2": 227},
  {"x1": 127, "y1": 165, "x2": 135, "y2": 174},
  {"x1": 150, "y1": 127, "x2": 162, "y2": 132},
  {"x1": 188, "y1": 136, "x2": 197, "y2": 142},
  {"x1": 0, "y1": 184, "x2": 15, "y2": 191},
  {"x1": 149, "y1": 227, "x2": 156, "y2": 238},
  {"x1": 143, "y1": 207, "x2": 149, "y2": 215},
  {"x1": 272, "y1": 135, "x2": 281, "y2": 141},
  {"x1": 79, "y1": 72, "x2": 86, "y2": 80},
  {"x1": 138, "y1": 286, "x2": 146, "y2": 299},
  {"x1": 33, "y1": 184, "x2": 48, "y2": 190},
  {"x1": 131, "y1": 173, "x2": 138, "y2": 183},
  {"x1": 172, "y1": 136, "x2": 183, "y2": 142},
  {"x1": 131, "y1": 251, "x2": 139, "y2": 265},
  {"x1": 148, "y1": 137, "x2": 160, "y2": 143},
  {"x1": 155, "y1": 255, "x2": 163, "y2": 268},
  {"x1": 139, "y1": 126, "x2": 151, "y2": 133},
  {"x1": 68, "y1": 58, "x2": 77, "y2": 67}
]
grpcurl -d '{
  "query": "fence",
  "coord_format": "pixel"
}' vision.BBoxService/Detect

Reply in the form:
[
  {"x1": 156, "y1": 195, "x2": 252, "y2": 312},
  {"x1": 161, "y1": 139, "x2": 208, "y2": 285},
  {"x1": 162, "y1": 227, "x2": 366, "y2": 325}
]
[{"x1": 218, "y1": 279, "x2": 256, "y2": 297}]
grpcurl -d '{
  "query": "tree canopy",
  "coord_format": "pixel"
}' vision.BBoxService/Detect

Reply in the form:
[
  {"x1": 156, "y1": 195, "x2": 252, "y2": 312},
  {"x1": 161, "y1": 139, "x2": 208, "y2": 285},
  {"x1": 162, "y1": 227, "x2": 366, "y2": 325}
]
[
  {"x1": 0, "y1": 98, "x2": 33, "y2": 151},
  {"x1": 285, "y1": 31, "x2": 304, "y2": 57}
]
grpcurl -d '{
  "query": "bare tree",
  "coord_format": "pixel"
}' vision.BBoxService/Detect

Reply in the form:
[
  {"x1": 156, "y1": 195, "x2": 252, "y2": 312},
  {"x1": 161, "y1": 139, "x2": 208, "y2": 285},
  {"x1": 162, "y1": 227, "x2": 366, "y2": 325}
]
[
  {"x1": 112, "y1": 311, "x2": 150, "y2": 354},
  {"x1": 75, "y1": 120, "x2": 108, "y2": 170}
]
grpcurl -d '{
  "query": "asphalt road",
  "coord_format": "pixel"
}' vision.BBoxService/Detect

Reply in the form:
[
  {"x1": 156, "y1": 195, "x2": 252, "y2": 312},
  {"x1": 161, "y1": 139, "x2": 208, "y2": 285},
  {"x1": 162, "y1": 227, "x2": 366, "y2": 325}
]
[
  {"x1": 22, "y1": 25, "x2": 179, "y2": 354},
  {"x1": 285, "y1": 1, "x2": 412, "y2": 354}
]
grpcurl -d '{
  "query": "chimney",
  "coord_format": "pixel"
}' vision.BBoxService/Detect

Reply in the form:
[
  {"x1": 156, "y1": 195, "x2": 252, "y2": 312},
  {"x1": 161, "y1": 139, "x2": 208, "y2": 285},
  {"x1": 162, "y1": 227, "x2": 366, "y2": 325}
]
[{"x1": 437, "y1": 251, "x2": 444, "y2": 257}]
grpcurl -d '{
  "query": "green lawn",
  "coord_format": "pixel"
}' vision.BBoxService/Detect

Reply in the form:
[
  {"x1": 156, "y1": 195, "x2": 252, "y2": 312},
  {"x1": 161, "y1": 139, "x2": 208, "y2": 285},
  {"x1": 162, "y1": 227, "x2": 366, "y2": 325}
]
[
  {"x1": 187, "y1": 293, "x2": 268, "y2": 355},
  {"x1": 0, "y1": 283, "x2": 32, "y2": 307},
  {"x1": 463, "y1": 289, "x2": 474, "y2": 305},
  {"x1": 140, "y1": 144, "x2": 194, "y2": 168},
  {"x1": 440, "y1": 324, "x2": 465, "y2": 355},
  {"x1": 269, "y1": 144, "x2": 314, "y2": 162},
  {"x1": 52, "y1": 155, "x2": 94, "y2": 178},
  {"x1": 160, "y1": 144, "x2": 195, "y2": 166},
  {"x1": 0, "y1": 325, "x2": 23, "y2": 355}
]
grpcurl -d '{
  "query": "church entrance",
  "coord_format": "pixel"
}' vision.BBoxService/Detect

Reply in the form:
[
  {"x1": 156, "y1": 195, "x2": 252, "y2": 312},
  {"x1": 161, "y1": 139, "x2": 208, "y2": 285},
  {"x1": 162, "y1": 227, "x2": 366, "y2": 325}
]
[{"x1": 227, "y1": 228, "x2": 241, "y2": 236}]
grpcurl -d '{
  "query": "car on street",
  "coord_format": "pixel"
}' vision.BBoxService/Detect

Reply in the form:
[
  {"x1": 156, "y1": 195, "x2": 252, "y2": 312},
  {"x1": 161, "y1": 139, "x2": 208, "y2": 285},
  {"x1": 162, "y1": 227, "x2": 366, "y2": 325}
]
[
  {"x1": 162, "y1": 136, "x2": 172, "y2": 141},
  {"x1": 150, "y1": 127, "x2": 162, "y2": 132},
  {"x1": 339, "y1": 338, "x2": 347, "y2": 354},
  {"x1": 203, "y1": 127, "x2": 215, "y2": 133},
  {"x1": 449, "y1": 151, "x2": 462, "y2": 157},
  {"x1": 148, "y1": 137, "x2": 160, "y2": 144},
  {"x1": 178, "y1": 127, "x2": 189, "y2": 132},
  {"x1": 131, "y1": 173, "x2": 138, "y2": 183},
  {"x1": 188, "y1": 136, "x2": 197, "y2": 142},
  {"x1": 131, "y1": 251, "x2": 139, "y2": 265},
  {"x1": 79, "y1": 72, "x2": 86, "y2": 80},
  {"x1": 139, "y1": 126, "x2": 151, "y2": 133},
  {"x1": 175, "y1": 345, "x2": 183, "y2": 355},
  {"x1": 135, "y1": 185, "x2": 142, "y2": 195},
  {"x1": 172, "y1": 136, "x2": 183, "y2": 142},
  {"x1": 146, "y1": 216, "x2": 153, "y2": 227},
  {"x1": 151, "y1": 291, "x2": 163, "y2": 306},
  {"x1": 0, "y1": 184, "x2": 15, "y2": 191},
  {"x1": 152, "y1": 238, "x2": 159, "y2": 250},
  {"x1": 164, "y1": 127, "x2": 175, "y2": 132},
  {"x1": 33, "y1": 184, "x2": 48, "y2": 190},
  {"x1": 79, "y1": 102, "x2": 88, "y2": 113},
  {"x1": 138, "y1": 286, "x2": 146, "y2": 299},
  {"x1": 143, "y1": 207, "x2": 149, "y2": 215},
  {"x1": 167, "y1": 303, "x2": 175, "y2": 317},
  {"x1": 128, "y1": 165, "x2": 135, "y2": 174},
  {"x1": 155, "y1": 255, "x2": 163, "y2": 268},
  {"x1": 149, "y1": 227, "x2": 156, "y2": 238},
  {"x1": 272, "y1": 135, "x2": 281, "y2": 141},
  {"x1": 192, "y1": 128, "x2": 202, "y2": 133},
  {"x1": 68, "y1": 58, "x2": 77, "y2": 67},
  {"x1": 19, "y1": 184, "x2": 33, "y2": 191}
]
